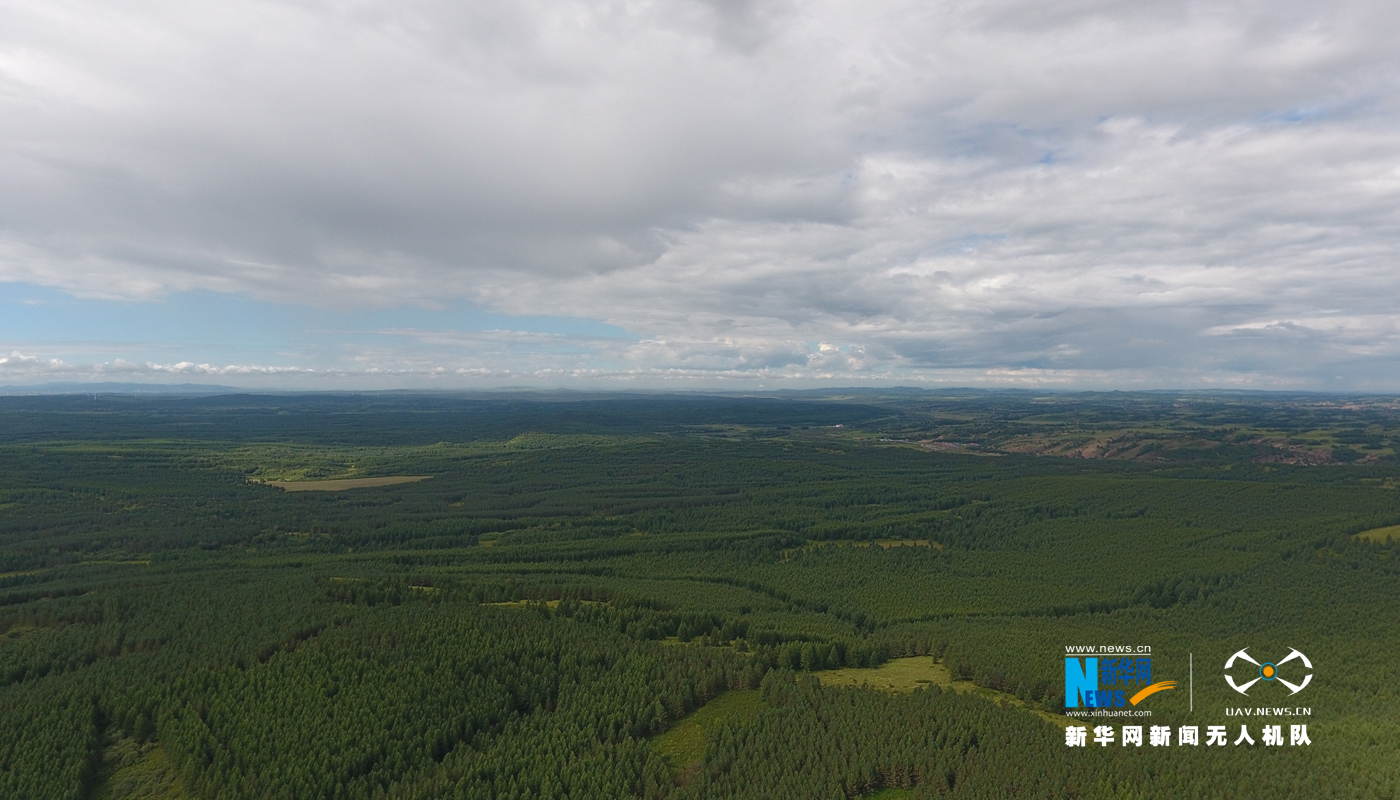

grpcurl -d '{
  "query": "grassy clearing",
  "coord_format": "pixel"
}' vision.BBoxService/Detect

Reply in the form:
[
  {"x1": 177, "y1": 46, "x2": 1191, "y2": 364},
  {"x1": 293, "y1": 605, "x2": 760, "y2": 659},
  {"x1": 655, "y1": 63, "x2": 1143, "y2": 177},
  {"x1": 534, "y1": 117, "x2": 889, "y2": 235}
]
[
  {"x1": 1356, "y1": 524, "x2": 1400, "y2": 543},
  {"x1": 784, "y1": 539, "x2": 940, "y2": 559},
  {"x1": 485, "y1": 599, "x2": 605, "y2": 609},
  {"x1": 487, "y1": 599, "x2": 560, "y2": 609},
  {"x1": 818, "y1": 657, "x2": 1073, "y2": 729},
  {"x1": 870, "y1": 539, "x2": 937, "y2": 549},
  {"x1": 92, "y1": 738, "x2": 187, "y2": 800},
  {"x1": 819, "y1": 657, "x2": 951, "y2": 692},
  {"x1": 651, "y1": 690, "x2": 762, "y2": 772},
  {"x1": 3, "y1": 624, "x2": 49, "y2": 640},
  {"x1": 264, "y1": 476, "x2": 432, "y2": 491}
]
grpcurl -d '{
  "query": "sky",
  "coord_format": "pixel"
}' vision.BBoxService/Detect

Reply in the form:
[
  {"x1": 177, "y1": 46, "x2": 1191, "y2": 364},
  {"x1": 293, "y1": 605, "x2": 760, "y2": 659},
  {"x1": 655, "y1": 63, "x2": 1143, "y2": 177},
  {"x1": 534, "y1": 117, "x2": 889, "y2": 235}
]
[{"x1": 2, "y1": 0, "x2": 1399, "y2": 390}]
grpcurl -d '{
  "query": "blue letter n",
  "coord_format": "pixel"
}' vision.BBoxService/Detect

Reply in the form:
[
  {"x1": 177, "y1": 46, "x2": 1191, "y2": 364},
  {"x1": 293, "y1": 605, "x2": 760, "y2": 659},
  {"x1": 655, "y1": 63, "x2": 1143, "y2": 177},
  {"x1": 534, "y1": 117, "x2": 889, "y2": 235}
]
[{"x1": 1065, "y1": 657, "x2": 1098, "y2": 708}]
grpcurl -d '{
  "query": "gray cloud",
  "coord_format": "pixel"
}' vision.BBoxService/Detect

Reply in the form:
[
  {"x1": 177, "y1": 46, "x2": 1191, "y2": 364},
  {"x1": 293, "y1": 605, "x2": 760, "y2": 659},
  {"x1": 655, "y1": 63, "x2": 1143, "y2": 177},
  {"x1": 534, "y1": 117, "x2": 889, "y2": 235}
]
[{"x1": 2, "y1": 0, "x2": 1399, "y2": 387}]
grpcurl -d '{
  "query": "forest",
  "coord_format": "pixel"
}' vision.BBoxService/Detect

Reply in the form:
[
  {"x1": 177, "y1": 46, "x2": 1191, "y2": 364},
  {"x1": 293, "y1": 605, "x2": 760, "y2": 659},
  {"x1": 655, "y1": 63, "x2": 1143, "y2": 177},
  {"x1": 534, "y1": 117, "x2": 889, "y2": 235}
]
[{"x1": 0, "y1": 389, "x2": 1397, "y2": 799}]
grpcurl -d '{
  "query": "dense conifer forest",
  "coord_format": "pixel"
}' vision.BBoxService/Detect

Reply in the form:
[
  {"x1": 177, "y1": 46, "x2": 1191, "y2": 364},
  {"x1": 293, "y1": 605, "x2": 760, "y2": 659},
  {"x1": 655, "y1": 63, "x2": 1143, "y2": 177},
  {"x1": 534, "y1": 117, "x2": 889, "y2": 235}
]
[{"x1": 0, "y1": 390, "x2": 1397, "y2": 799}]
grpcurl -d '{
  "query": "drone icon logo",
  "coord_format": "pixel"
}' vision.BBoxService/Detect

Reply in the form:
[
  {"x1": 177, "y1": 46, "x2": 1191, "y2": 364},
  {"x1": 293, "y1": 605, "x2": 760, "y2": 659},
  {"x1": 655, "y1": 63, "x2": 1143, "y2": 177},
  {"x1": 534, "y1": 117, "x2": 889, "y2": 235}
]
[{"x1": 1224, "y1": 647, "x2": 1312, "y2": 695}]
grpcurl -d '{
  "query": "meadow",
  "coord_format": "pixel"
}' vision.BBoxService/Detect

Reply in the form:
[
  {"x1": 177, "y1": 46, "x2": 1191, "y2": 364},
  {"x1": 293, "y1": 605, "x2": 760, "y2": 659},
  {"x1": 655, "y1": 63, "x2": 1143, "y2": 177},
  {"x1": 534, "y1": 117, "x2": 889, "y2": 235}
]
[{"x1": 0, "y1": 390, "x2": 1397, "y2": 799}]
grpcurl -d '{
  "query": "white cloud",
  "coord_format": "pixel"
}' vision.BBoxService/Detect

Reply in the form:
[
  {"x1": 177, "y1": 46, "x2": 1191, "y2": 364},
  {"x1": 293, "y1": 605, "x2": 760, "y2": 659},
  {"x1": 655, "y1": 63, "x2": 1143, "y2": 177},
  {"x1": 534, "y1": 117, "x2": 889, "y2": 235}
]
[
  {"x1": 0, "y1": 351, "x2": 68, "y2": 375},
  {"x1": 2, "y1": 0, "x2": 1399, "y2": 387},
  {"x1": 0, "y1": 351, "x2": 315, "y2": 379}
]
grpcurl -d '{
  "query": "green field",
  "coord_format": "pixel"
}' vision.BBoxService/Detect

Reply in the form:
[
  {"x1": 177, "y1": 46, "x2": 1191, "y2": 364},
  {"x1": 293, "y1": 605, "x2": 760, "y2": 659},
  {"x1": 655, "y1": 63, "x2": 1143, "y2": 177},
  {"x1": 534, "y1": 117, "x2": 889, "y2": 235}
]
[{"x1": 0, "y1": 391, "x2": 1397, "y2": 799}]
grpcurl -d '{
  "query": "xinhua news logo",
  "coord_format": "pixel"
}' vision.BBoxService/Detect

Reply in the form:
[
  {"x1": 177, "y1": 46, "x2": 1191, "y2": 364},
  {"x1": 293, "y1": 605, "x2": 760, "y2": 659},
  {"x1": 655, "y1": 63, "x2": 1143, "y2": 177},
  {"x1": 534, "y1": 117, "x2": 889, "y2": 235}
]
[
  {"x1": 1065, "y1": 650, "x2": 1177, "y2": 709},
  {"x1": 1224, "y1": 648, "x2": 1313, "y2": 696}
]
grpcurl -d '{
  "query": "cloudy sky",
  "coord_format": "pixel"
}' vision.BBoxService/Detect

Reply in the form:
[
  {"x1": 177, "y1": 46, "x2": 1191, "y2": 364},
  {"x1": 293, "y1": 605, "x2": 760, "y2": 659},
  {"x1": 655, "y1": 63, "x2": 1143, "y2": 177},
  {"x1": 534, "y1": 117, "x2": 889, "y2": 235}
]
[{"x1": 2, "y1": 0, "x2": 1399, "y2": 389}]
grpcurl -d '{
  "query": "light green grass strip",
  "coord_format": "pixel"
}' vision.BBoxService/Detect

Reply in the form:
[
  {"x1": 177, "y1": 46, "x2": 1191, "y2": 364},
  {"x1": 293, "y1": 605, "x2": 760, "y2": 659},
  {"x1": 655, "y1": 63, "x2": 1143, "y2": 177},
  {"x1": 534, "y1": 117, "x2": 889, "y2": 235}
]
[{"x1": 651, "y1": 689, "x2": 762, "y2": 769}]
